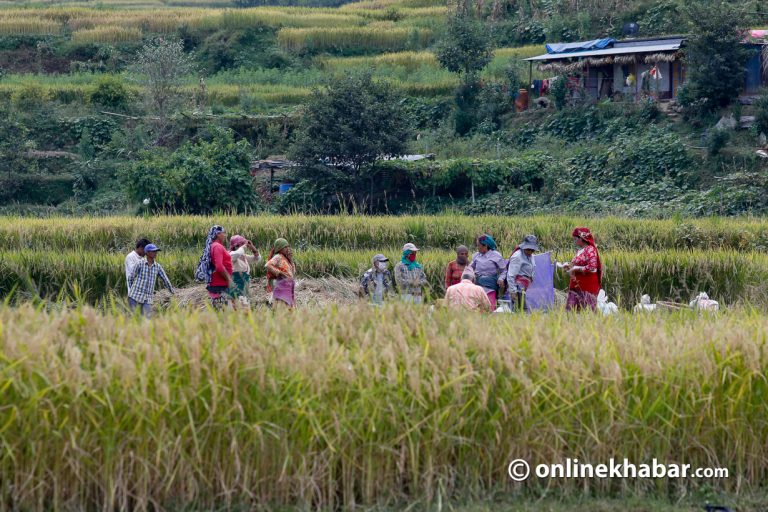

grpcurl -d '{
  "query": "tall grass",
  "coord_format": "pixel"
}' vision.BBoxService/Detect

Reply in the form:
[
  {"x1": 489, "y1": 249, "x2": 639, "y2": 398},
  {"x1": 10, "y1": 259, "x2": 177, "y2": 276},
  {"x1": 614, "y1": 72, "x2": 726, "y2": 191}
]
[{"x1": 0, "y1": 305, "x2": 766, "y2": 509}]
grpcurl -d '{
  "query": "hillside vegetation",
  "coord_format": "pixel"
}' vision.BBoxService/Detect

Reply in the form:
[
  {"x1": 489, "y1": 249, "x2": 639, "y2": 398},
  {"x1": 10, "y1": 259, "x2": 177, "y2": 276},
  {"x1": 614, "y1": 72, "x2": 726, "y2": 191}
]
[{"x1": 0, "y1": 0, "x2": 766, "y2": 215}]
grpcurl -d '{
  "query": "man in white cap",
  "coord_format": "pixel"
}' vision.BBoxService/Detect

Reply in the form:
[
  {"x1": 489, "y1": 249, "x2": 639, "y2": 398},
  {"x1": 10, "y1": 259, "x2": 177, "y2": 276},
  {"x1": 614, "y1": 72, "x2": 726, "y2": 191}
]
[
  {"x1": 394, "y1": 242, "x2": 428, "y2": 304},
  {"x1": 359, "y1": 253, "x2": 394, "y2": 305},
  {"x1": 445, "y1": 267, "x2": 492, "y2": 312}
]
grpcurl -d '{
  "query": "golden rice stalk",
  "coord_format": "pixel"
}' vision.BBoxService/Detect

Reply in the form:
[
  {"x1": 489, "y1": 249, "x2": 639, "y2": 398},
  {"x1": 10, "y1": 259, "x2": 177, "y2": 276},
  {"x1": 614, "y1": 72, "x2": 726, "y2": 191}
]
[{"x1": 72, "y1": 26, "x2": 143, "y2": 43}]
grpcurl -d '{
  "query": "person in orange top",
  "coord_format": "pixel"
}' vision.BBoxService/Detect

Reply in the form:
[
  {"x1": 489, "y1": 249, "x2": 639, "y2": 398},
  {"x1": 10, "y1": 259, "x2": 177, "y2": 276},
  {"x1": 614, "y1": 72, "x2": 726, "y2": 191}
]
[
  {"x1": 444, "y1": 267, "x2": 493, "y2": 313},
  {"x1": 444, "y1": 245, "x2": 469, "y2": 290},
  {"x1": 265, "y1": 238, "x2": 296, "y2": 308},
  {"x1": 562, "y1": 227, "x2": 602, "y2": 311}
]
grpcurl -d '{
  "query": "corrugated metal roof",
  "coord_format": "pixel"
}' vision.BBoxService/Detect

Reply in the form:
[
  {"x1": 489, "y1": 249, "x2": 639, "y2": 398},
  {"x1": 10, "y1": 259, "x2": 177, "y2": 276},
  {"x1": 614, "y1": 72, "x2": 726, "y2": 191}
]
[
  {"x1": 524, "y1": 42, "x2": 682, "y2": 61},
  {"x1": 613, "y1": 37, "x2": 684, "y2": 48}
]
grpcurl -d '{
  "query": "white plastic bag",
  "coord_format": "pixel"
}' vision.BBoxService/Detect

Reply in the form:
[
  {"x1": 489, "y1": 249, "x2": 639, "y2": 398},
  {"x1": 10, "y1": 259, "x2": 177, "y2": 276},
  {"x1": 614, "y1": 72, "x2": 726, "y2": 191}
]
[
  {"x1": 689, "y1": 292, "x2": 719, "y2": 312},
  {"x1": 597, "y1": 289, "x2": 619, "y2": 315},
  {"x1": 634, "y1": 294, "x2": 657, "y2": 312}
]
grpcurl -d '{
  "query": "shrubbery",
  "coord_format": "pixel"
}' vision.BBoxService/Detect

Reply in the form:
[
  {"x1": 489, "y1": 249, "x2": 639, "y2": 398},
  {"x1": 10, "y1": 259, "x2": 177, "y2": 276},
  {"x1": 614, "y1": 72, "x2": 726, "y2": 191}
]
[{"x1": 121, "y1": 126, "x2": 259, "y2": 214}]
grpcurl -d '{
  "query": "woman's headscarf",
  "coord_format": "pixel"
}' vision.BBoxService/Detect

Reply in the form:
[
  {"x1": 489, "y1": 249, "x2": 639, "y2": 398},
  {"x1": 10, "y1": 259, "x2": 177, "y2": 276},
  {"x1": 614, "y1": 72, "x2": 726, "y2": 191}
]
[
  {"x1": 572, "y1": 227, "x2": 596, "y2": 246},
  {"x1": 266, "y1": 238, "x2": 295, "y2": 292},
  {"x1": 478, "y1": 234, "x2": 497, "y2": 252},
  {"x1": 229, "y1": 235, "x2": 247, "y2": 251},
  {"x1": 195, "y1": 225, "x2": 224, "y2": 283},
  {"x1": 269, "y1": 238, "x2": 290, "y2": 261},
  {"x1": 572, "y1": 227, "x2": 602, "y2": 285},
  {"x1": 400, "y1": 249, "x2": 422, "y2": 270}
]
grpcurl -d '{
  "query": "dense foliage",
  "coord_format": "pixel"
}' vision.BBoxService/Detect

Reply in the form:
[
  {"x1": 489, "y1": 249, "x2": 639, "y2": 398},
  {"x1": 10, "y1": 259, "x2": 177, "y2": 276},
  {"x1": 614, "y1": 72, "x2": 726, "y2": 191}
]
[
  {"x1": 0, "y1": 0, "x2": 765, "y2": 217},
  {"x1": 679, "y1": 1, "x2": 750, "y2": 115},
  {"x1": 121, "y1": 126, "x2": 259, "y2": 213}
]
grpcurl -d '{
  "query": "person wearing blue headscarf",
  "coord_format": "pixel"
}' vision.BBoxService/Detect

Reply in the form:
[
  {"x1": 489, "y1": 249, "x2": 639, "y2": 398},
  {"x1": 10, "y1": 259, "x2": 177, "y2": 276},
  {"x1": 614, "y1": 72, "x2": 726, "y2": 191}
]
[
  {"x1": 394, "y1": 242, "x2": 428, "y2": 304},
  {"x1": 470, "y1": 233, "x2": 505, "y2": 309}
]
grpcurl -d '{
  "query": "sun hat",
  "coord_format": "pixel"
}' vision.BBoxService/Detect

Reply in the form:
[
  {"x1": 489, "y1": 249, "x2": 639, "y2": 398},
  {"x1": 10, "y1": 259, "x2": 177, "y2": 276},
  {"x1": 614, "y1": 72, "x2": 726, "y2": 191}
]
[
  {"x1": 373, "y1": 254, "x2": 389, "y2": 264},
  {"x1": 144, "y1": 243, "x2": 160, "y2": 252},
  {"x1": 519, "y1": 235, "x2": 539, "y2": 252},
  {"x1": 402, "y1": 243, "x2": 419, "y2": 252}
]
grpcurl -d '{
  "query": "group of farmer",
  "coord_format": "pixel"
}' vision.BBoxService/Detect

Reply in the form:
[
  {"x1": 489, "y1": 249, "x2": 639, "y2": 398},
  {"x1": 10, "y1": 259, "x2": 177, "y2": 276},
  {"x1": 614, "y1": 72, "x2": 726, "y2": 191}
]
[
  {"x1": 358, "y1": 227, "x2": 602, "y2": 313},
  {"x1": 123, "y1": 224, "x2": 603, "y2": 317},
  {"x1": 125, "y1": 225, "x2": 296, "y2": 317}
]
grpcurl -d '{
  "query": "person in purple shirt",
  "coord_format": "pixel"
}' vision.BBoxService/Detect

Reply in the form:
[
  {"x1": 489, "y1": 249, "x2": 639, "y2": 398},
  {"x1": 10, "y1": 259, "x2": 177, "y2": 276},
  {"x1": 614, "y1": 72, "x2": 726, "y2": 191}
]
[{"x1": 470, "y1": 233, "x2": 506, "y2": 309}]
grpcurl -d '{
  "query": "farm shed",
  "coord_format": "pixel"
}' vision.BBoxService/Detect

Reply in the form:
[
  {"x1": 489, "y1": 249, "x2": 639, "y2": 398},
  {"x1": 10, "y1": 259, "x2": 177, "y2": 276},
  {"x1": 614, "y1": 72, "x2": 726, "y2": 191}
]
[{"x1": 524, "y1": 33, "x2": 767, "y2": 101}]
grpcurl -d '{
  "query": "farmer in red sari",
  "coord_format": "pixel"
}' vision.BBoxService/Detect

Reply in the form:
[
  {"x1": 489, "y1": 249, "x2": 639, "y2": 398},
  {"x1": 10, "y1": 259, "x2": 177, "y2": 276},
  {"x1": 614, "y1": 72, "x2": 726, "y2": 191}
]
[{"x1": 563, "y1": 227, "x2": 602, "y2": 311}]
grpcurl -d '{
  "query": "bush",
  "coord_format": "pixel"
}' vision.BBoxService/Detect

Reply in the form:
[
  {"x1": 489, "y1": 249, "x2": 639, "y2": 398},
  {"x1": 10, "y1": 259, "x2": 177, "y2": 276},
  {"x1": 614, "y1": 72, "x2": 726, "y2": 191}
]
[
  {"x1": 89, "y1": 75, "x2": 132, "y2": 110},
  {"x1": 545, "y1": 106, "x2": 602, "y2": 140},
  {"x1": 755, "y1": 92, "x2": 768, "y2": 137},
  {"x1": 550, "y1": 77, "x2": 567, "y2": 110},
  {"x1": 12, "y1": 83, "x2": 48, "y2": 110},
  {"x1": 121, "y1": 126, "x2": 259, "y2": 214},
  {"x1": 0, "y1": 174, "x2": 75, "y2": 205},
  {"x1": 707, "y1": 129, "x2": 730, "y2": 156}
]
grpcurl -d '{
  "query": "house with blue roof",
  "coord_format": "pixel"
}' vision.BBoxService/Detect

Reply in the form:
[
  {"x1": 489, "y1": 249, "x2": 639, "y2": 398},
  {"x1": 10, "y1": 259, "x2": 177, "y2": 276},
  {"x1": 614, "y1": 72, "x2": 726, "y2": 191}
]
[{"x1": 523, "y1": 34, "x2": 766, "y2": 102}]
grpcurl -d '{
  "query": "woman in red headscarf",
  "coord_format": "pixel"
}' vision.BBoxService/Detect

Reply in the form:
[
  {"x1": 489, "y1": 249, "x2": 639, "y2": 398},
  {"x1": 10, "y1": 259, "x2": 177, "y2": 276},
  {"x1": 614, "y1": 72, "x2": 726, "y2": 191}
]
[{"x1": 563, "y1": 227, "x2": 602, "y2": 311}]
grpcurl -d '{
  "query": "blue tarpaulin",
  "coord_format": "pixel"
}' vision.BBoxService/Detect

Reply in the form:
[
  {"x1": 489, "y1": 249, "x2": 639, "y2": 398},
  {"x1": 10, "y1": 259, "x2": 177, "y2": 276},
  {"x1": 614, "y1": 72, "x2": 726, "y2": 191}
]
[{"x1": 545, "y1": 38, "x2": 615, "y2": 55}]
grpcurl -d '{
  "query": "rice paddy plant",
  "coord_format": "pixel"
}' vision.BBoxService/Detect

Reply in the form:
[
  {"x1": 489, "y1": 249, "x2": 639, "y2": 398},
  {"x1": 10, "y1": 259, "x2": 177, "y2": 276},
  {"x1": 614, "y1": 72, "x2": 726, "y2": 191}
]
[
  {"x1": 319, "y1": 51, "x2": 438, "y2": 71},
  {"x1": 1, "y1": 248, "x2": 766, "y2": 306},
  {"x1": 277, "y1": 26, "x2": 433, "y2": 52},
  {"x1": 0, "y1": 215, "x2": 765, "y2": 253},
  {"x1": 0, "y1": 305, "x2": 766, "y2": 509},
  {"x1": 72, "y1": 25, "x2": 143, "y2": 43},
  {"x1": 0, "y1": 18, "x2": 61, "y2": 35},
  {"x1": 200, "y1": 83, "x2": 313, "y2": 106}
]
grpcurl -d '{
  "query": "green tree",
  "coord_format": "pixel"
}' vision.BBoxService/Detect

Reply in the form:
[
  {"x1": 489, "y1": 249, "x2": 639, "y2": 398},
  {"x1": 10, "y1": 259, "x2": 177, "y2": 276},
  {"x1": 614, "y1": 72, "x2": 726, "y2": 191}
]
[
  {"x1": 435, "y1": 3, "x2": 493, "y2": 82},
  {"x1": 130, "y1": 38, "x2": 196, "y2": 142},
  {"x1": 121, "y1": 126, "x2": 258, "y2": 213},
  {"x1": 682, "y1": 1, "x2": 750, "y2": 113},
  {"x1": 290, "y1": 72, "x2": 411, "y2": 209}
]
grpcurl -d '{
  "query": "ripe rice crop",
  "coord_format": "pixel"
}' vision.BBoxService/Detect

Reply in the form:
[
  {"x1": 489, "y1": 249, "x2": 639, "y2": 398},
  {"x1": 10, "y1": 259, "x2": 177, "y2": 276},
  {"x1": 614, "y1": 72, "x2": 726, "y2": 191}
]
[
  {"x1": 72, "y1": 25, "x2": 143, "y2": 43},
  {"x1": 0, "y1": 305, "x2": 766, "y2": 509},
  {"x1": 193, "y1": 83, "x2": 313, "y2": 106},
  {"x1": 0, "y1": 18, "x2": 61, "y2": 35},
  {"x1": 277, "y1": 26, "x2": 433, "y2": 52},
  {"x1": 319, "y1": 51, "x2": 439, "y2": 72},
  {"x1": 1, "y1": 248, "x2": 766, "y2": 306},
  {"x1": 0, "y1": 215, "x2": 765, "y2": 253}
]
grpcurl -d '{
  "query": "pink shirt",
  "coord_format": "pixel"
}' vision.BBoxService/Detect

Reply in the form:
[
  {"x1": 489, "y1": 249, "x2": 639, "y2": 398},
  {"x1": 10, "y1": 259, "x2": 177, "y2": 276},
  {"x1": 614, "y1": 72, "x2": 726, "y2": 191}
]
[{"x1": 445, "y1": 280, "x2": 493, "y2": 312}]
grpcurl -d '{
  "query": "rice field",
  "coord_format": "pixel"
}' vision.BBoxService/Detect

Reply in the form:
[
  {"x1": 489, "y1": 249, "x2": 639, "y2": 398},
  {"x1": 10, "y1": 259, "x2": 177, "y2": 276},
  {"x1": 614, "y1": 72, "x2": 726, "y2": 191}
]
[
  {"x1": 1, "y1": 304, "x2": 767, "y2": 509},
  {"x1": 1, "y1": 215, "x2": 763, "y2": 252},
  {"x1": 0, "y1": 2, "x2": 445, "y2": 39},
  {"x1": 1, "y1": 215, "x2": 768, "y2": 306}
]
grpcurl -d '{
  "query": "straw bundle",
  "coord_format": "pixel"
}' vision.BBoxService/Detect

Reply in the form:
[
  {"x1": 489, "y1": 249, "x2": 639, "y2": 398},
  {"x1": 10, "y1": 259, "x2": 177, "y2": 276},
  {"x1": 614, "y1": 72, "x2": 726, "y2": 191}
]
[
  {"x1": 644, "y1": 52, "x2": 677, "y2": 63},
  {"x1": 614, "y1": 54, "x2": 636, "y2": 65},
  {"x1": 564, "y1": 61, "x2": 586, "y2": 73},
  {"x1": 537, "y1": 62, "x2": 566, "y2": 72},
  {"x1": 586, "y1": 56, "x2": 613, "y2": 67}
]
